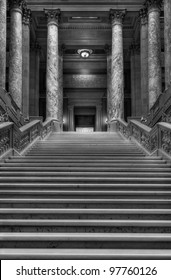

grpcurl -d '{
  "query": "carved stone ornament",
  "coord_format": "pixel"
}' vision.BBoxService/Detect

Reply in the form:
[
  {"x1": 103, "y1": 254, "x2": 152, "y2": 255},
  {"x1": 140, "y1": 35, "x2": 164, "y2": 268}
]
[
  {"x1": 144, "y1": 0, "x2": 163, "y2": 12},
  {"x1": 110, "y1": 9, "x2": 126, "y2": 26},
  {"x1": 9, "y1": 0, "x2": 25, "y2": 11},
  {"x1": 161, "y1": 130, "x2": 171, "y2": 155},
  {"x1": 161, "y1": 111, "x2": 171, "y2": 123},
  {"x1": 44, "y1": 9, "x2": 61, "y2": 25},
  {"x1": 141, "y1": 133, "x2": 151, "y2": 151},
  {"x1": 22, "y1": 8, "x2": 31, "y2": 25}
]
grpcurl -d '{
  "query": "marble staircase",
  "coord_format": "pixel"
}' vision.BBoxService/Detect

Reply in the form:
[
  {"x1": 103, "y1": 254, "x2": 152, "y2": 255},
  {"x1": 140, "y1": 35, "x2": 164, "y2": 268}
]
[{"x1": 1, "y1": 132, "x2": 171, "y2": 259}]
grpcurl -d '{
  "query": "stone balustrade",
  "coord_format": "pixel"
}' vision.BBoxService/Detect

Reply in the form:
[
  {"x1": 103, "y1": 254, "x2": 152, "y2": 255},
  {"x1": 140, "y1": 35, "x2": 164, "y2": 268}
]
[{"x1": 117, "y1": 118, "x2": 171, "y2": 159}]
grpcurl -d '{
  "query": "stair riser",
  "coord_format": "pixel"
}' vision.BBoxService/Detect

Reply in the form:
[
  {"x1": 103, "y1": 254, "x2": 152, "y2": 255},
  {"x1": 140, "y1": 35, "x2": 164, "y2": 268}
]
[
  {"x1": 0, "y1": 203, "x2": 170, "y2": 209},
  {"x1": 1, "y1": 213, "x2": 171, "y2": 220},
  {"x1": 1, "y1": 241, "x2": 171, "y2": 249}
]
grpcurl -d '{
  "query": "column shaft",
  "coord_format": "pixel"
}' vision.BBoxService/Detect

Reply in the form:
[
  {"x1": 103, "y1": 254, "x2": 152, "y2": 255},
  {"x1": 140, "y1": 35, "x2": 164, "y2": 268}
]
[
  {"x1": 140, "y1": 8, "x2": 149, "y2": 116},
  {"x1": 164, "y1": 0, "x2": 171, "y2": 88},
  {"x1": 110, "y1": 10, "x2": 126, "y2": 120},
  {"x1": 0, "y1": 0, "x2": 7, "y2": 88},
  {"x1": 68, "y1": 106, "x2": 74, "y2": 131},
  {"x1": 22, "y1": 8, "x2": 31, "y2": 119},
  {"x1": 105, "y1": 45, "x2": 112, "y2": 123},
  {"x1": 9, "y1": 0, "x2": 23, "y2": 109},
  {"x1": 45, "y1": 9, "x2": 61, "y2": 121},
  {"x1": 146, "y1": 0, "x2": 162, "y2": 109}
]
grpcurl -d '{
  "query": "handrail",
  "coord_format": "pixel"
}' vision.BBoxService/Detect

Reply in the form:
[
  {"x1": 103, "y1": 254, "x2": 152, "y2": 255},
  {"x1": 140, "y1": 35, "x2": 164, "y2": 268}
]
[
  {"x1": 0, "y1": 88, "x2": 24, "y2": 127},
  {"x1": 146, "y1": 85, "x2": 171, "y2": 127},
  {"x1": 117, "y1": 118, "x2": 171, "y2": 159}
]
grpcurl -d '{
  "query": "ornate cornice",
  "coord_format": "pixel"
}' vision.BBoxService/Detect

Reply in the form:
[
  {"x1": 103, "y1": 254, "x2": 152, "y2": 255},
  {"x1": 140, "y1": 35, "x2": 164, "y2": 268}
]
[
  {"x1": 22, "y1": 8, "x2": 31, "y2": 25},
  {"x1": 9, "y1": 0, "x2": 25, "y2": 12},
  {"x1": 110, "y1": 9, "x2": 126, "y2": 26},
  {"x1": 144, "y1": 0, "x2": 163, "y2": 13},
  {"x1": 139, "y1": 8, "x2": 148, "y2": 25},
  {"x1": 44, "y1": 9, "x2": 60, "y2": 26}
]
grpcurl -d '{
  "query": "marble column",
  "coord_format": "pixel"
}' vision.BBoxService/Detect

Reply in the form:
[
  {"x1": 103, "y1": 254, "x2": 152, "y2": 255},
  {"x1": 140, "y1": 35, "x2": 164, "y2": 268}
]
[
  {"x1": 68, "y1": 105, "x2": 74, "y2": 131},
  {"x1": 164, "y1": 0, "x2": 171, "y2": 88},
  {"x1": 130, "y1": 44, "x2": 141, "y2": 116},
  {"x1": 110, "y1": 9, "x2": 126, "y2": 120},
  {"x1": 145, "y1": 0, "x2": 162, "y2": 109},
  {"x1": 45, "y1": 9, "x2": 61, "y2": 122},
  {"x1": 139, "y1": 8, "x2": 149, "y2": 116},
  {"x1": 29, "y1": 42, "x2": 41, "y2": 116},
  {"x1": 22, "y1": 8, "x2": 31, "y2": 119},
  {"x1": 0, "y1": 0, "x2": 7, "y2": 88},
  {"x1": 96, "y1": 105, "x2": 102, "y2": 131},
  {"x1": 9, "y1": 0, "x2": 24, "y2": 109}
]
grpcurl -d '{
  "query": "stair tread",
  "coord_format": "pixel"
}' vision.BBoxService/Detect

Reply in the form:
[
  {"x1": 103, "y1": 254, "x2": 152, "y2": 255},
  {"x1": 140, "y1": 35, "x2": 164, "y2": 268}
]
[
  {"x1": 1, "y1": 232, "x2": 171, "y2": 240},
  {"x1": 1, "y1": 248, "x2": 171, "y2": 259},
  {"x1": 1, "y1": 219, "x2": 171, "y2": 226},
  {"x1": 1, "y1": 208, "x2": 171, "y2": 214}
]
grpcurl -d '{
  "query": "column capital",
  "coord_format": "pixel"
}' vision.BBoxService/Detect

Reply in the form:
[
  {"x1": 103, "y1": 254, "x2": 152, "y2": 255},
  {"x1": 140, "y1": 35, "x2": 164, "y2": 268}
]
[
  {"x1": 104, "y1": 44, "x2": 111, "y2": 55},
  {"x1": 144, "y1": 0, "x2": 163, "y2": 13},
  {"x1": 110, "y1": 9, "x2": 126, "y2": 26},
  {"x1": 9, "y1": 0, "x2": 25, "y2": 13},
  {"x1": 22, "y1": 8, "x2": 31, "y2": 25},
  {"x1": 44, "y1": 9, "x2": 60, "y2": 26},
  {"x1": 139, "y1": 8, "x2": 148, "y2": 24}
]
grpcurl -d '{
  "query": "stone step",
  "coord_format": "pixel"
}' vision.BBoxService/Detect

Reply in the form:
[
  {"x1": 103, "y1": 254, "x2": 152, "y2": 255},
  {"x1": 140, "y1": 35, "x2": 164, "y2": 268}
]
[
  {"x1": 1, "y1": 248, "x2": 171, "y2": 259},
  {"x1": 1, "y1": 208, "x2": 171, "y2": 220},
  {"x1": 1, "y1": 171, "x2": 171, "y2": 178},
  {"x1": 1, "y1": 232, "x2": 171, "y2": 249},
  {"x1": 0, "y1": 198, "x2": 170, "y2": 209},
  {"x1": 1, "y1": 190, "x2": 171, "y2": 199},
  {"x1": 1, "y1": 167, "x2": 170, "y2": 172},
  {"x1": 0, "y1": 183, "x2": 170, "y2": 190}
]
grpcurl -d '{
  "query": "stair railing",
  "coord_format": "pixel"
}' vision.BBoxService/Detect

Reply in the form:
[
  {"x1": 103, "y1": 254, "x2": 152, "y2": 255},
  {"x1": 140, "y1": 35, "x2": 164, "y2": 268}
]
[
  {"x1": 0, "y1": 118, "x2": 56, "y2": 159},
  {"x1": 117, "y1": 119, "x2": 171, "y2": 159}
]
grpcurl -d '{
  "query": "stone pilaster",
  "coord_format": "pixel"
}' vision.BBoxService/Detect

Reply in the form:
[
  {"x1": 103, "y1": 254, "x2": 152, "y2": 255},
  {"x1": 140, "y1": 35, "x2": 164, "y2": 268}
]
[
  {"x1": 145, "y1": 0, "x2": 162, "y2": 109},
  {"x1": 58, "y1": 44, "x2": 65, "y2": 128},
  {"x1": 139, "y1": 8, "x2": 149, "y2": 116},
  {"x1": 164, "y1": 0, "x2": 171, "y2": 88},
  {"x1": 22, "y1": 7, "x2": 31, "y2": 119},
  {"x1": 0, "y1": 0, "x2": 7, "y2": 88},
  {"x1": 9, "y1": 0, "x2": 24, "y2": 109},
  {"x1": 110, "y1": 9, "x2": 126, "y2": 120},
  {"x1": 130, "y1": 44, "x2": 141, "y2": 116},
  {"x1": 45, "y1": 9, "x2": 61, "y2": 122},
  {"x1": 29, "y1": 42, "x2": 41, "y2": 117},
  {"x1": 105, "y1": 45, "x2": 112, "y2": 125},
  {"x1": 68, "y1": 105, "x2": 74, "y2": 131},
  {"x1": 96, "y1": 105, "x2": 102, "y2": 131}
]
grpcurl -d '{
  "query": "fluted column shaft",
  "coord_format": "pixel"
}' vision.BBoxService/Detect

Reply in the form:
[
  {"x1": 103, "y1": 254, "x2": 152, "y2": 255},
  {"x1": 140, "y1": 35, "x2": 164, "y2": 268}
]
[
  {"x1": 0, "y1": 0, "x2": 7, "y2": 88},
  {"x1": 96, "y1": 105, "x2": 102, "y2": 131},
  {"x1": 45, "y1": 9, "x2": 61, "y2": 121},
  {"x1": 110, "y1": 10, "x2": 126, "y2": 120},
  {"x1": 22, "y1": 8, "x2": 31, "y2": 119},
  {"x1": 164, "y1": 0, "x2": 171, "y2": 88},
  {"x1": 140, "y1": 8, "x2": 149, "y2": 116},
  {"x1": 9, "y1": 0, "x2": 24, "y2": 109},
  {"x1": 145, "y1": 0, "x2": 162, "y2": 109}
]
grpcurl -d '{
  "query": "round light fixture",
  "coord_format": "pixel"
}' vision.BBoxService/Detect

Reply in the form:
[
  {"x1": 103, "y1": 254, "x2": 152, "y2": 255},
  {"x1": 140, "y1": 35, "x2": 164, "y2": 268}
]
[{"x1": 77, "y1": 49, "x2": 93, "y2": 59}]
